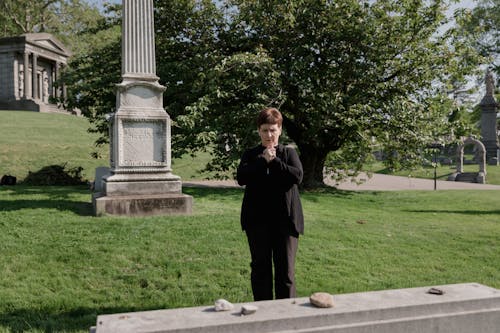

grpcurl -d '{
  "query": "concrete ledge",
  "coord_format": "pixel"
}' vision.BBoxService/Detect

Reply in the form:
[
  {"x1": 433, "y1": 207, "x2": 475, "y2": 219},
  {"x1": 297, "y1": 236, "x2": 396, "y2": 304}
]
[
  {"x1": 93, "y1": 193, "x2": 193, "y2": 216},
  {"x1": 92, "y1": 283, "x2": 500, "y2": 333}
]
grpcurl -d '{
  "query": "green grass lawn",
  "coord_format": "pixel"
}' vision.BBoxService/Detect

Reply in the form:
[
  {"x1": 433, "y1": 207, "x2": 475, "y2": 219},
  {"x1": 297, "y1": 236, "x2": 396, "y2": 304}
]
[
  {"x1": 0, "y1": 111, "x2": 109, "y2": 182},
  {"x1": 0, "y1": 185, "x2": 499, "y2": 332}
]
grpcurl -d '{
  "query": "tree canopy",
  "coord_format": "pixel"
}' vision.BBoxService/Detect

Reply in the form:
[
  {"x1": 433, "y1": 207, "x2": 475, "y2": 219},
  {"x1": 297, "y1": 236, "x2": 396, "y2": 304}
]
[
  {"x1": 61, "y1": 0, "x2": 483, "y2": 188},
  {"x1": 0, "y1": 0, "x2": 110, "y2": 53},
  {"x1": 461, "y1": 0, "x2": 499, "y2": 74}
]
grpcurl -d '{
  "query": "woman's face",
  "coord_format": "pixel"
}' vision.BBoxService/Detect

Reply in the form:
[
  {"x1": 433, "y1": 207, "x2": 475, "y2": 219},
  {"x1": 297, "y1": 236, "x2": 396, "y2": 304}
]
[{"x1": 258, "y1": 123, "x2": 282, "y2": 147}]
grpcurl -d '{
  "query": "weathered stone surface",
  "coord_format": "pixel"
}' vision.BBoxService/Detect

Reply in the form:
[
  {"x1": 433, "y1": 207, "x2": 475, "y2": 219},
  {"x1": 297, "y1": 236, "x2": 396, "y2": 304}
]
[
  {"x1": 93, "y1": 167, "x2": 110, "y2": 193},
  {"x1": 240, "y1": 305, "x2": 258, "y2": 315},
  {"x1": 93, "y1": 193, "x2": 193, "y2": 217},
  {"x1": 92, "y1": 283, "x2": 500, "y2": 333},
  {"x1": 214, "y1": 299, "x2": 234, "y2": 312},
  {"x1": 309, "y1": 292, "x2": 334, "y2": 308},
  {"x1": 103, "y1": 179, "x2": 182, "y2": 196}
]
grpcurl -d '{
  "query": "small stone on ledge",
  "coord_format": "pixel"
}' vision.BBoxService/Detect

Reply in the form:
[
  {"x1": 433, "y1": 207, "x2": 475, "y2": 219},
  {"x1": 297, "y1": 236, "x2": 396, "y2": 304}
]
[
  {"x1": 310, "y1": 292, "x2": 334, "y2": 308},
  {"x1": 214, "y1": 299, "x2": 234, "y2": 311},
  {"x1": 240, "y1": 304, "x2": 258, "y2": 315}
]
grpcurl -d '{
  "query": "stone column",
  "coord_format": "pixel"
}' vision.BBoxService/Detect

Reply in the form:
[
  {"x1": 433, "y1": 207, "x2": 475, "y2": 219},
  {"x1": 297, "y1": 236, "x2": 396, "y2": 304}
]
[
  {"x1": 62, "y1": 69, "x2": 67, "y2": 100},
  {"x1": 32, "y1": 53, "x2": 38, "y2": 99},
  {"x1": 53, "y1": 62, "x2": 59, "y2": 99},
  {"x1": 23, "y1": 52, "x2": 30, "y2": 99},
  {"x1": 122, "y1": 0, "x2": 157, "y2": 81},
  {"x1": 94, "y1": 0, "x2": 192, "y2": 217}
]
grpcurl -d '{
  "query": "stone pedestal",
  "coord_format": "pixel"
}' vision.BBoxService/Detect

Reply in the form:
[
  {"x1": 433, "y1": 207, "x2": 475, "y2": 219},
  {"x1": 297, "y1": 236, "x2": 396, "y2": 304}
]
[{"x1": 92, "y1": 0, "x2": 192, "y2": 216}]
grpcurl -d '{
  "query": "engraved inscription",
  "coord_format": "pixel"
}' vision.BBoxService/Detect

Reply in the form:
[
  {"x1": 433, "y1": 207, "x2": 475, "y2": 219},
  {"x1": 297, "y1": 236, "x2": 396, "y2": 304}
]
[{"x1": 121, "y1": 121, "x2": 166, "y2": 166}]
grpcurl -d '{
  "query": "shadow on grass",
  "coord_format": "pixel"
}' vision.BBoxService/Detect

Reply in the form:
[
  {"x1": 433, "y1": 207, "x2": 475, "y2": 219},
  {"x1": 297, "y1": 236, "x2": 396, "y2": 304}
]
[
  {"x1": 182, "y1": 186, "x2": 244, "y2": 199},
  {"x1": 405, "y1": 209, "x2": 500, "y2": 215},
  {"x1": 0, "y1": 305, "x2": 164, "y2": 333},
  {"x1": 0, "y1": 184, "x2": 354, "y2": 217},
  {"x1": 0, "y1": 185, "x2": 93, "y2": 216},
  {"x1": 182, "y1": 183, "x2": 356, "y2": 201}
]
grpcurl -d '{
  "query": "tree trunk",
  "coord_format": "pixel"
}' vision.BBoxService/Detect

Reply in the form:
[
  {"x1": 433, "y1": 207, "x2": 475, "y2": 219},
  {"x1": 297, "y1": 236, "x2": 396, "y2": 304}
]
[{"x1": 298, "y1": 145, "x2": 328, "y2": 189}]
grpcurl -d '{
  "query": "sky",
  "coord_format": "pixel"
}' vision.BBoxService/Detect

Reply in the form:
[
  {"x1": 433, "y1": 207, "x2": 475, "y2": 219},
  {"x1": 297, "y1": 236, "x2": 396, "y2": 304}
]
[{"x1": 95, "y1": 0, "x2": 478, "y2": 12}]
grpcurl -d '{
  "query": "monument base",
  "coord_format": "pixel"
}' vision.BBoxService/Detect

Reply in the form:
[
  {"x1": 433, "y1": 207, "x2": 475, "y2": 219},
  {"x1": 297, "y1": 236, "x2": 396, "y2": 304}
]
[
  {"x1": 103, "y1": 179, "x2": 182, "y2": 196},
  {"x1": 93, "y1": 192, "x2": 193, "y2": 217}
]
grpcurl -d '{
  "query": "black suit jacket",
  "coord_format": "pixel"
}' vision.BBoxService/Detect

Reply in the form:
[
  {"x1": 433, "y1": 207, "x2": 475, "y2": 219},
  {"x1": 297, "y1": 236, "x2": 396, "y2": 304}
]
[{"x1": 237, "y1": 144, "x2": 304, "y2": 235}]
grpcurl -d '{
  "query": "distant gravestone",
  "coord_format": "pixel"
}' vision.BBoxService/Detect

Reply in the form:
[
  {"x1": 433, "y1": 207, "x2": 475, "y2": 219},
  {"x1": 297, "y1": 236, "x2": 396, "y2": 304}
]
[
  {"x1": 448, "y1": 137, "x2": 486, "y2": 184},
  {"x1": 92, "y1": 167, "x2": 109, "y2": 193},
  {"x1": 92, "y1": 0, "x2": 192, "y2": 216}
]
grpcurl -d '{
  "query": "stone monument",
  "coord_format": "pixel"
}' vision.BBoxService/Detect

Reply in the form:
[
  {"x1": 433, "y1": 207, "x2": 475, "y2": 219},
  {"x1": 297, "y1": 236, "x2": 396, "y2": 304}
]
[
  {"x1": 447, "y1": 136, "x2": 486, "y2": 183},
  {"x1": 479, "y1": 69, "x2": 499, "y2": 165},
  {"x1": 93, "y1": 0, "x2": 192, "y2": 216}
]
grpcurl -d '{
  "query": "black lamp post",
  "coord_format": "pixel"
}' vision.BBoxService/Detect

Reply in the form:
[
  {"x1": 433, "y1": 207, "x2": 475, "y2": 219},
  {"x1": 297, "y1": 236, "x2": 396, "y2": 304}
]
[{"x1": 427, "y1": 142, "x2": 444, "y2": 190}]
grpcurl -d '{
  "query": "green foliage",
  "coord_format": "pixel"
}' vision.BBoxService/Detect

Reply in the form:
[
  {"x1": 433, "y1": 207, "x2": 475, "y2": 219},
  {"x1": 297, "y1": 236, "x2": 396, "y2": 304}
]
[
  {"x1": 0, "y1": 0, "x2": 61, "y2": 35},
  {"x1": 55, "y1": 4, "x2": 121, "y2": 147},
  {"x1": 61, "y1": 34, "x2": 121, "y2": 147},
  {"x1": 460, "y1": 0, "x2": 500, "y2": 73},
  {"x1": 0, "y1": 186, "x2": 499, "y2": 332},
  {"x1": 0, "y1": 0, "x2": 104, "y2": 50},
  {"x1": 62, "y1": 0, "x2": 483, "y2": 188}
]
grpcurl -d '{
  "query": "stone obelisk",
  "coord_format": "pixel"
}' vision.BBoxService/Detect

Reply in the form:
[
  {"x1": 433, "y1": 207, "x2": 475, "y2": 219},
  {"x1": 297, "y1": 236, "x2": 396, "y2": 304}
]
[
  {"x1": 480, "y1": 70, "x2": 499, "y2": 165},
  {"x1": 93, "y1": 0, "x2": 192, "y2": 216}
]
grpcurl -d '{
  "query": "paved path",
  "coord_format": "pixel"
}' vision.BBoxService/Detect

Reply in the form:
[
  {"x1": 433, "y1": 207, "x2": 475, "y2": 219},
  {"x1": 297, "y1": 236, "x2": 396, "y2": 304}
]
[
  {"x1": 333, "y1": 173, "x2": 500, "y2": 191},
  {"x1": 184, "y1": 173, "x2": 500, "y2": 191}
]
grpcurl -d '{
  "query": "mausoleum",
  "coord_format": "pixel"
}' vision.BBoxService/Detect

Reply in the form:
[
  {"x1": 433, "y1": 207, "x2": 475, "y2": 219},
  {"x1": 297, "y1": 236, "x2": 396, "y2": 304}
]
[{"x1": 0, "y1": 33, "x2": 72, "y2": 114}]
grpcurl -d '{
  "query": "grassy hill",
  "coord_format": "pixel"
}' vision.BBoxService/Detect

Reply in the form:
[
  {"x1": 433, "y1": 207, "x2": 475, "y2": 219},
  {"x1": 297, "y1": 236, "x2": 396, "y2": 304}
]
[
  {"x1": 0, "y1": 111, "x2": 108, "y2": 182},
  {"x1": 0, "y1": 111, "x2": 215, "y2": 183}
]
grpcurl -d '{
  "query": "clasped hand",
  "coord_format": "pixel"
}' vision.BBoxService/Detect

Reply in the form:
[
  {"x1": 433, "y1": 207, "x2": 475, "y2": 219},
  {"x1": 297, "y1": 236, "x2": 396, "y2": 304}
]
[{"x1": 263, "y1": 146, "x2": 276, "y2": 163}]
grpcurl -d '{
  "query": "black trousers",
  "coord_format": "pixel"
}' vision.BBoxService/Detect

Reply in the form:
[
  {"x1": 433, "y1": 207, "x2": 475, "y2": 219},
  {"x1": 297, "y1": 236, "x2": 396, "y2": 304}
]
[{"x1": 245, "y1": 224, "x2": 298, "y2": 301}]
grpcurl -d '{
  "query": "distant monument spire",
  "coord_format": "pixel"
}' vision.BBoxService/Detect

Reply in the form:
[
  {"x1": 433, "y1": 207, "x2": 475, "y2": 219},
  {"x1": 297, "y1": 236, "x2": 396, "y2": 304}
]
[{"x1": 479, "y1": 69, "x2": 499, "y2": 165}]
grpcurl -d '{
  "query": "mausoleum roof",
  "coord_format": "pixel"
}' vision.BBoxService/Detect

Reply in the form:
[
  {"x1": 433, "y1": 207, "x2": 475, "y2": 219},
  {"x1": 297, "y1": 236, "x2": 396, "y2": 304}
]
[
  {"x1": 23, "y1": 33, "x2": 71, "y2": 56},
  {"x1": 0, "y1": 33, "x2": 71, "y2": 60}
]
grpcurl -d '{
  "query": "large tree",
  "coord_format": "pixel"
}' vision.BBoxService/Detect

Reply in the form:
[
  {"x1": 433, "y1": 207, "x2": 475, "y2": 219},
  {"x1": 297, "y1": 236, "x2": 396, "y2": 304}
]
[
  {"x1": 0, "y1": 0, "x2": 104, "y2": 53},
  {"x1": 62, "y1": 0, "x2": 481, "y2": 188},
  {"x1": 175, "y1": 0, "x2": 481, "y2": 187},
  {"x1": 461, "y1": 0, "x2": 499, "y2": 74}
]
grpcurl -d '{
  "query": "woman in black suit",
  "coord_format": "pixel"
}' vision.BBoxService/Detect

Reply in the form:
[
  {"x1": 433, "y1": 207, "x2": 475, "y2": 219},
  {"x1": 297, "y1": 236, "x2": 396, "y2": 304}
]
[{"x1": 237, "y1": 107, "x2": 304, "y2": 300}]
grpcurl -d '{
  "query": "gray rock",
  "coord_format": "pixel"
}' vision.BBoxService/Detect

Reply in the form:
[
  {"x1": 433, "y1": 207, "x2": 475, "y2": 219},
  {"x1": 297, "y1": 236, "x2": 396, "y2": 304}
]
[
  {"x1": 310, "y1": 292, "x2": 334, "y2": 308},
  {"x1": 214, "y1": 299, "x2": 234, "y2": 311},
  {"x1": 240, "y1": 304, "x2": 258, "y2": 315}
]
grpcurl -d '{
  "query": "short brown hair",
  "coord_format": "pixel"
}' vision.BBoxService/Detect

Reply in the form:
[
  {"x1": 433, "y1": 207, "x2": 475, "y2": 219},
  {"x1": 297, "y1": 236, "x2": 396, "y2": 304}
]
[{"x1": 257, "y1": 107, "x2": 283, "y2": 128}]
